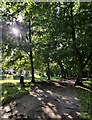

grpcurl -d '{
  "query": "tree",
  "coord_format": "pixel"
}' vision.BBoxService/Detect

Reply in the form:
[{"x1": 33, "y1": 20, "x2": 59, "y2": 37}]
[
  {"x1": 2, "y1": 2, "x2": 44, "y2": 83},
  {"x1": 2, "y1": 2, "x2": 92, "y2": 85},
  {"x1": 69, "y1": 2, "x2": 92, "y2": 85}
]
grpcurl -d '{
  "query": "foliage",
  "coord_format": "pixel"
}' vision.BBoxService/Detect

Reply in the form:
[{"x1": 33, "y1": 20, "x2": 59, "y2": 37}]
[{"x1": 1, "y1": 2, "x2": 92, "y2": 82}]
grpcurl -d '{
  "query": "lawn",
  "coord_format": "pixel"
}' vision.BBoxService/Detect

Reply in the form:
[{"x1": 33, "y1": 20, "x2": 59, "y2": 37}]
[
  {"x1": 0, "y1": 82, "x2": 32, "y2": 105},
  {"x1": 0, "y1": 75, "x2": 61, "y2": 105},
  {"x1": 1, "y1": 76, "x2": 92, "y2": 120},
  {"x1": 77, "y1": 79, "x2": 92, "y2": 120}
]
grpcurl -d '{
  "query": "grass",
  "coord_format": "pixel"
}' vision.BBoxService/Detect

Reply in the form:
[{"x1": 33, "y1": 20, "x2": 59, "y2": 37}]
[
  {"x1": 1, "y1": 74, "x2": 61, "y2": 81},
  {"x1": 0, "y1": 75, "x2": 61, "y2": 105},
  {"x1": 83, "y1": 80, "x2": 92, "y2": 90},
  {"x1": 1, "y1": 82, "x2": 32, "y2": 105},
  {"x1": 0, "y1": 76, "x2": 34, "y2": 105},
  {"x1": 1, "y1": 76, "x2": 92, "y2": 120},
  {"x1": 77, "y1": 79, "x2": 92, "y2": 120}
]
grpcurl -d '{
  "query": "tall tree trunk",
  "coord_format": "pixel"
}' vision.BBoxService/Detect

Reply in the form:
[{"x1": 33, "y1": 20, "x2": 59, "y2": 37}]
[
  {"x1": 57, "y1": 61, "x2": 66, "y2": 79},
  {"x1": 70, "y1": 3, "x2": 83, "y2": 84},
  {"x1": 29, "y1": 50, "x2": 35, "y2": 83},
  {"x1": 47, "y1": 61, "x2": 50, "y2": 80},
  {"x1": 75, "y1": 55, "x2": 84, "y2": 85},
  {"x1": 75, "y1": 68, "x2": 83, "y2": 85},
  {"x1": 19, "y1": 70, "x2": 24, "y2": 86},
  {"x1": 70, "y1": 3, "x2": 92, "y2": 85},
  {"x1": 20, "y1": 76, "x2": 24, "y2": 86},
  {"x1": 29, "y1": 16, "x2": 35, "y2": 83}
]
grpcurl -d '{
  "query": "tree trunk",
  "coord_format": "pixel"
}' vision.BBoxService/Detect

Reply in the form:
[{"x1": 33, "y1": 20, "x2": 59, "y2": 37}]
[
  {"x1": 70, "y1": 3, "x2": 83, "y2": 85},
  {"x1": 57, "y1": 61, "x2": 66, "y2": 79},
  {"x1": 47, "y1": 61, "x2": 50, "y2": 80},
  {"x1": 75, "y1": 71, "x2": 83, "y2": 85},
  {"x1": 28, "y1": 16, "x2": 35, "y2": 83},
  {"x1": 30, "y1": 50, "x2": 35, "y2": 83},
  {"x1": 20, "y1": 76, "x2": 24, "y2": 86},
  {"x1": 75, "y1": 61, "x2": 84, "y2": 85},
  {"x1": 70, "y1": 3, "x2": 92, "y2": 85}
]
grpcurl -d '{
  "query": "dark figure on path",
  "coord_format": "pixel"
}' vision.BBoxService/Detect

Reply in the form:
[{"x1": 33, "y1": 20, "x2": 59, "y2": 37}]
[{"x1": 20, "y1": 70, "x2": 25, "y2": 86}]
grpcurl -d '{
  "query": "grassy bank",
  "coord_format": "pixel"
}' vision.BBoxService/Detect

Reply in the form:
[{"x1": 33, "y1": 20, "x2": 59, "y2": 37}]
[
  {"x1": 77, "y1": 79, "x2": 92, "y2": 120},
  {"x1": 1, "y1": 82, "x2": 32, "y2": 105},
  {"x1": 0, "y1": 76, "x2": 61, "y2": 105}
]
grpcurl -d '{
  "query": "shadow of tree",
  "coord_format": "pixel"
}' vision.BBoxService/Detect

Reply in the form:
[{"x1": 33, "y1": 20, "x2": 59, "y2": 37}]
[
  {"x1": 15, "y1": 82, "x2": 82, "y2": 120},
  {"x1": 1, "y1": 82, "x2": 30, "y2": 105}
]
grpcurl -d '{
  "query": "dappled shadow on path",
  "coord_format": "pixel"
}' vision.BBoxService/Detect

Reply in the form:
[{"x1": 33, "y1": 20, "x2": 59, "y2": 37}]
[
  {"x1": 28, "y1": 82, "x2": 81, "y2": 120},
  {"x1": 1, "y1": 82, "x2": 81, "y2": 120}
]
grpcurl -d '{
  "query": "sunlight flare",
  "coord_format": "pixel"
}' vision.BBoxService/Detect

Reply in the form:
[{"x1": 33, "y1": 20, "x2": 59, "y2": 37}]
[
  {"x1": 12, "y1": 28, "x2": 19, "y2": 36},
  {"x1": 17, "y1": 15, "x2": 23, "y2": 22}
]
